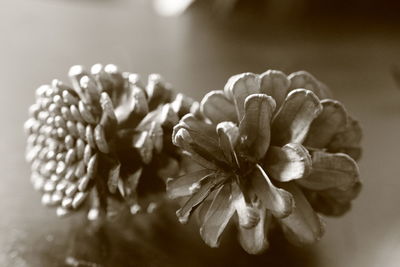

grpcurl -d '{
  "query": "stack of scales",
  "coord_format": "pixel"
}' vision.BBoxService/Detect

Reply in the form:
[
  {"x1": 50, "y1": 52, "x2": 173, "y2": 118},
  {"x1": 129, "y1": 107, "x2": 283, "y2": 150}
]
[{"x1": 24, "y1": 64, "x2": 196, "y2": 219}]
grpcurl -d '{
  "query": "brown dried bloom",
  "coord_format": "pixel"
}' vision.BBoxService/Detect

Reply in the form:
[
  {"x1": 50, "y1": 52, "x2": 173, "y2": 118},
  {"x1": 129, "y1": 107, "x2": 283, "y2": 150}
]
[
  {"x1": 25, "y1": 64, "x2": 194, "y2": 218},
  {"x1": 167, "y1": 70, "x2": 362, "y2": 254}
]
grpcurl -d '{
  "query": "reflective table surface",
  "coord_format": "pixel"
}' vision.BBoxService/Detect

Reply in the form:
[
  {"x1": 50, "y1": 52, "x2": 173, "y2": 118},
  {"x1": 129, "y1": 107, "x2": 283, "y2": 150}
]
[{"x1": 1, "y1": 0, "x2": 400, "y2": 266}]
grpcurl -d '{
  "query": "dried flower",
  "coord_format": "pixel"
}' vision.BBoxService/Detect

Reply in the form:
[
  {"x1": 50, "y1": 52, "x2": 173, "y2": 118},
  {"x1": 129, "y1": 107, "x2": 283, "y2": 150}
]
[
  {"x1": 167, "y1": 70, "x2": 362, "y2": 254},
  {"x1": 25, "y1": 64, "x2": 195, "y2": 218}
]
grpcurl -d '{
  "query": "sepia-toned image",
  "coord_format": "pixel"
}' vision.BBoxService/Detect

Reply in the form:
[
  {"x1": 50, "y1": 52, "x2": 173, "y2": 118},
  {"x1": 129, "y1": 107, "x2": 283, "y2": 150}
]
[{"x1": 1, "y1": 0, "x2": 400, "y2": 266}]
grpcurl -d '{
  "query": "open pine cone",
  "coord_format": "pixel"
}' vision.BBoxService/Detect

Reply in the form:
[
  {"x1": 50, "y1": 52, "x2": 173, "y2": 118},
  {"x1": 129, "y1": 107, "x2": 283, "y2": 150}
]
[
  {"x1": 24, "y1": 64, "x2": 195, "y2": 218},
  {"x1": 167, "y1": 70, "x2": 362, "y2": 254}
]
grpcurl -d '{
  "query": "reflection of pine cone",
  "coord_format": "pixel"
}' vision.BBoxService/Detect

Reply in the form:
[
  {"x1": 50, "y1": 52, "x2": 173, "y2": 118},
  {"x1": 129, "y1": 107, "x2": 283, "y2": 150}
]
[{"x1": 25, "y1": 64, "x2": 195, "y2": 218}]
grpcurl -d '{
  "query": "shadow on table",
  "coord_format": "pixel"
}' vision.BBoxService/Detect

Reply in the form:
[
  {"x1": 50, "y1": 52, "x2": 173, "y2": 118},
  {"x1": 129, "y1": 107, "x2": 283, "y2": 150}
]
[{"x1": 17, "y1": 204, "x2": 318, "y2": 267}]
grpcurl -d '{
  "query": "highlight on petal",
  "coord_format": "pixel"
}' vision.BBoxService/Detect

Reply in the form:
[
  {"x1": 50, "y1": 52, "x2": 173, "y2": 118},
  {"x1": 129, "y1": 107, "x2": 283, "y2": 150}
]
[
  {"x1": 288, "y1": 71, "x2": 332, "y2": 99},
  {"x1": 176, "y1": 174, "x2": 227, "y2": 224},
  {"x1": 264, "y1": 143, "x2": 312, "y2": 182},
  {"x1": 239, "y1": 94, "x2": 276, "y2": 161},
  {"x1": 223, "y1": 73, "x2": 259, "y2": 121},
  {"x1": 296, "y1": 151, "x2": 360, "y2": 191},
  {"x1": 171, "y1": 93, "x2": 195, "y2": 118},
  {"x1": 135, "y1": 104, "x2": 177, "y2": 131},
  {"x1": 216, "y1": 122, "x2": 239, "y2": 165},
  {"x1": 132, "y1": 131, "x2": 153, "y2": 164},
  {"x1": 114, "y1": 86, "x2": 149, "y2": 127},
  {"x1": 149, "y1": 121, "x2": 163, "y2": 153},
  {"x1": 327, "y1": 117, "x2": 362, "y2": 161},
  {"x1": 234, "y1": 192, "x2": 270, "y2": 254},
  {"x1": 91, "y1": 64, "x2": 126, "y2": 105},
  {"x1": 68, "y1": 65, "x2": 88, "y2": 93},
  {"x1": 279, "y1": 182, "x2": 325, "y2": 246},
  {"x1": 259, "y1": 70, "x2": 289, "y2": 109},
  {"x1": 146, "y1": 73, "x2": 173, "y2": 110},
  {"x1": 271, "y1": 89, "x2": 322, "y2": 146},
  {"x1": 200, "y1": 90, "x2": 237, "y2": 124},
  {"x1": 160, "y1": 104, "x2": 180, "y2": 128},
  {"x1": 251, "y1": 165, "x2": 293, "y2": 218},
  {"x1": 118, "y1": 168, "x2": 142, "y2": 200},
  {"x1": 107, "y1": 162, "x2": 121, "y2": 194},
  {"x1": 166, "y1": 169, "x2": 215, "y2": 199},
  {"x1": 200, "y1": 183, "x2": 236, "y2": 247},
  {"x1": 234, "y1": 193, "x2": 261, "y2": 229},
  {"x1": 304, "y1": 100, "x2": 348, "y2": 148}
]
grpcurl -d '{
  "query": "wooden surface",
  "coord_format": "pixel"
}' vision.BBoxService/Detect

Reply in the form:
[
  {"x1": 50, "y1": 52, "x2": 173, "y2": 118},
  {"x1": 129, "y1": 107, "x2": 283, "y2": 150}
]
[{"x1": 1, "y1": 0, "x2": 400, "y2": 266}]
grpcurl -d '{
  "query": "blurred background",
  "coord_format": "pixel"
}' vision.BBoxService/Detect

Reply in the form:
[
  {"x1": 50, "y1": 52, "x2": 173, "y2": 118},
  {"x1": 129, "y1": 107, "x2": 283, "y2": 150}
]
[{"x1": 1, "y1": 0, "x2": 400, "y2": 266}]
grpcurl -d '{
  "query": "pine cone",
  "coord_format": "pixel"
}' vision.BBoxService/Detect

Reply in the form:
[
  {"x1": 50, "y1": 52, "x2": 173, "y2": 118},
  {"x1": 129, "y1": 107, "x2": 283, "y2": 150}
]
[
  {"x1": 25, "y1": 64, "x2": 195, "y2": 218},
  {"x1": 167, "y1": 70, "x2": 362, "y2": 254}
]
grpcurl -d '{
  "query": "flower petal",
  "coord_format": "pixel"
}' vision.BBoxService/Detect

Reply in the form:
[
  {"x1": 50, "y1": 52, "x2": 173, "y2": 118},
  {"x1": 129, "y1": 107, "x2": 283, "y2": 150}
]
[
  {"x1": 196, "y1": 197, "x2": 213, "y2": 225},
  {"x1": 99, "y1": 92, "x2": 118, "y2": 140},
  {"x1": 271, "y1": 89, "x2": 322, "y2": 146},
  {"x1": 114, "y1": 86, "x2": 149, "y2": 127},
  {"x1": 200, "y1": 183, "x2": 236, "y2": 247},
  {"x1": 176, "y1": 174, "x2": 226, "y2": 224},
  {"x1": 239, "y1": 94, "x2": 276, "y2": 160},
  {"x1": 259, "y1": 70, "x2": 289, "y2": 109},
  {"x1": 234, "y1": 191, "x2": 260, "y2": 229},
  {"x1": 313, "y1": 182, "x2": 362, "y2": 216},
  {"x1": 288, "y1": 71, "x2": 332, "y2": 99},
  {"x1": 171, "y1": 93, "x2": 195, "y2": 118},
  {"x1": 224, "y1": 73, "x2": 259, "y2": 121},
  {"x1": 173, "y1": 123, "x2": 228, "y2": 169},
  {"x1": 158, "y1": 104, "x2": 180, "y2": 128},
  {"x1": 279, "y1": 182, "x2": 325, "y2": 245},
  {"x1": 327, "y1": 117, "x2": 362, "y2": 161},
  {"x1": 132, "y1": 131, "x2": 153, "y2": 164},
  {"x1": 119, "y1": 168, "x2": 142, "y2": 200},
  {"x1": 304, "y1": 100, "x2": 348, "y2": 148},
  {"x1": 264, "y1": 143, "x2": 312, "y2": 182},
  {"x1": 216, "y1": 122, "x2": 239, "y2": 145},
  {"x1": 234, "y1": 192, "x2": 270, "y2": 254},
  {"x1": 322, "y1": 181, "x2": 362, "y2": 204},
  {"x1": 90, "y1": 64, "x2": 126, "y2": 106},
  {"x1": 149, "y1": 121, "x2": 164, "y2": 153},
  {"x1": 217, "y1": 122, "x2": 239, "y2": 165},
  {"x1": 107, "y1": 161, "x2": 121, "y2": 194},
  {"x1": 69, "y1": 67, "x2": 100, "y2": 105},
  {"x1": 157, "y1": 155, "x2": 180, "y2": 180},
  {"x1": 251, "y1": 165, "x2": 294, "y2": 218},
  {"x1": 312, "y1": 196, "x2": 351, "y2": 216},
  {"x1": 173, "y1": 114, "x2": 217, "y2": 141},
  {"x1": 305, "y1": 182, "x2": 361, "y2": 217},
  {"x1": 296, "y1": 151, "x2": 360, "y2": 191},
  {"x1": 146, "y1": 74, "x2": 173, "y2": 110},
  {"x1": 200, "y1": 90, "x2": 237, "y2": 124},
  {"x1": 166, "y1": 169, "x2": 215, "y2": 199},
  {"x1": 173, "y1": 128, "x2": 219, "y2": 170},
  {"x1": 68, "y1": 65, "x2": 88, "y2": 92}
]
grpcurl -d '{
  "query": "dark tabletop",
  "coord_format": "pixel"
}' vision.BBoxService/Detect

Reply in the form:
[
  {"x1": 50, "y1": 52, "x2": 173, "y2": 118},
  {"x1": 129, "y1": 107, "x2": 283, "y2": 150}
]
[{"x1": 1, "y1": 0, "x2": 400, "y2": 266}]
